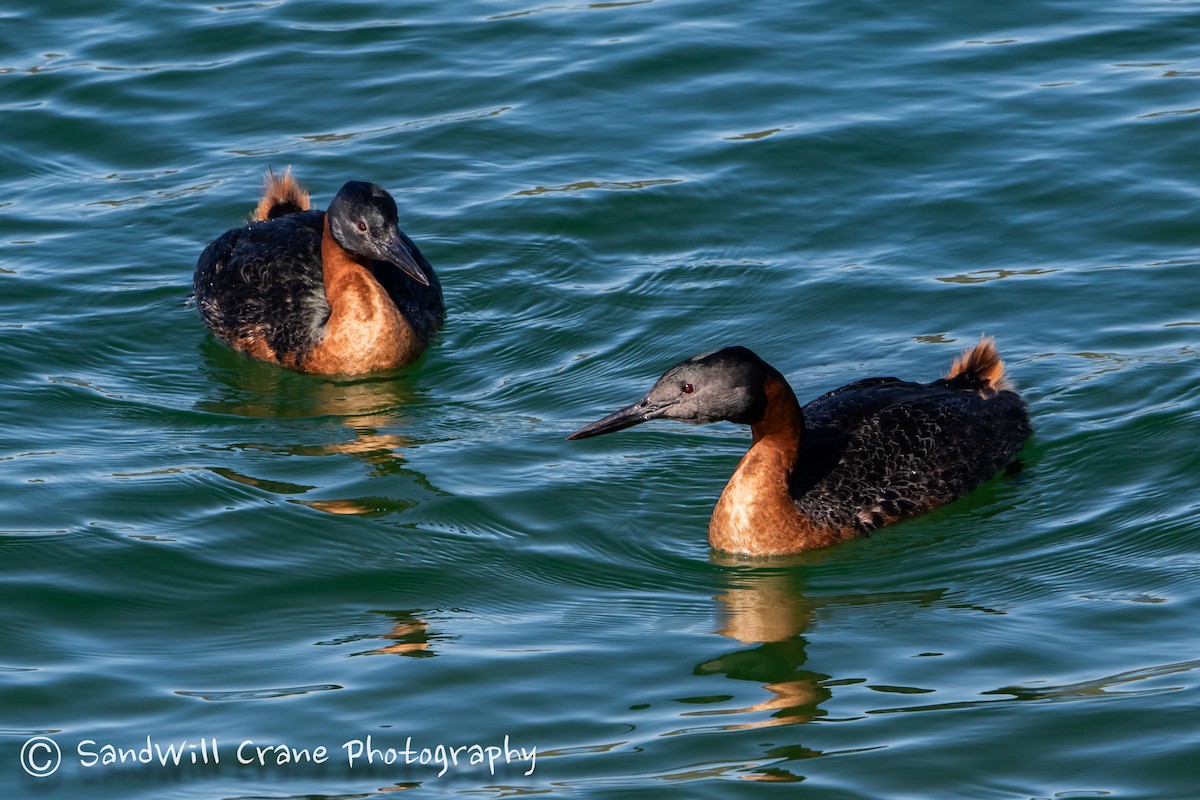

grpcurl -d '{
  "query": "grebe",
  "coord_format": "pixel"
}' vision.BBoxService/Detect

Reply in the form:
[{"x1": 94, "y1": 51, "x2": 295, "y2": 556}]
[
  {"x1": 193, "y1": 169, "x2": 443, "y2": 375},
  {"x1": 568, "y1": 338, "x2": 1030, "y2": 556}
]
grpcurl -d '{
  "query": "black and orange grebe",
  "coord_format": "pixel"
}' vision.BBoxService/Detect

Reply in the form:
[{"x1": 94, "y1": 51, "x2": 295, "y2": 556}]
[
  {"x1": 568, "y1": 338, "x2": 1030, "y2": 556},
  {"x1": 193, "y1": 169, "x2": 443, "y2": 375}
]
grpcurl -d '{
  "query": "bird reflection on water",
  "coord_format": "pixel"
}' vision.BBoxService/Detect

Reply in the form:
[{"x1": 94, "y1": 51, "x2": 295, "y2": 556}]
[
  {"x1": 196, "y1": 341, "x2": 443, "y2": 515},
  {"x1": 687, "y1": 554, "x2": 947, "y2": 781}
]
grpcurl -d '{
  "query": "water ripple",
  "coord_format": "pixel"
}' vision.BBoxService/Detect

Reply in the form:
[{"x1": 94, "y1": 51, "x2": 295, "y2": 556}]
[
  {"x1": 175, "y1": 684, "x2": 343, "y2": 702},
  {"x1": 869, "y1": 658, "x2": 1200, "y2": 716}
]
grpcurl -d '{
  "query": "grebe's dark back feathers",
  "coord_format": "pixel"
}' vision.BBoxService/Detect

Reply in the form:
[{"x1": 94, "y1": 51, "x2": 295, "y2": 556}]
[
  {"x1": 194, "y1": 210, "x2": 329, "y2": 363},
  {"x1": 796, "y1": 366, "x2": 1029, "y2": 534}
]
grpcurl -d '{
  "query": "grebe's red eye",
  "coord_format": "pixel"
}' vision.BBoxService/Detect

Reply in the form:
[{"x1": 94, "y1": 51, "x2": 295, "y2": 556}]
[
  {"x1": 357, "y1": 221, "x2": 368, "y2": 232},
  {"x1": 682, "y1": 383, "x2": 694, "y2": 394}
]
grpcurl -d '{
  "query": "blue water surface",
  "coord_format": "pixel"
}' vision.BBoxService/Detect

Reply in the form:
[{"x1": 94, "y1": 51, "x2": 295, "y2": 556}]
[{"x1": 2, "y1": 1, "x2": 1198, "y2": 798}]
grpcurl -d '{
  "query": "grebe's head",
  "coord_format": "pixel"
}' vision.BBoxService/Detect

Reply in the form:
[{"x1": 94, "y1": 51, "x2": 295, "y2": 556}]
[
  {"x1": 327, "y1": 181, "x2": 430, "y2": 286},
  {"x1": 567, "y1": 347, "x2": 770, "y2": 440}
]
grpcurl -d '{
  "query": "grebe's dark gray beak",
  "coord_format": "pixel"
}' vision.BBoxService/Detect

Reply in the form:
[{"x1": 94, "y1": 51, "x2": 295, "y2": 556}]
[
  {"x1": 375, "y1": 227, "x2": 430, "y2": 287},
  {"x1": 566, "y1": 394, "x2": 676, "y2": 440}
]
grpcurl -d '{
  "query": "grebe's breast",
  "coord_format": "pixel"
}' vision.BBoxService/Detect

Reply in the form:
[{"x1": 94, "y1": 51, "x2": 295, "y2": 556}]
[
  {"x1": 193, "y1": 210, "x2": 331, "y2": 359},
  {"x1": 793, "y1": 377, "x2": 1030, "y2": 532}
]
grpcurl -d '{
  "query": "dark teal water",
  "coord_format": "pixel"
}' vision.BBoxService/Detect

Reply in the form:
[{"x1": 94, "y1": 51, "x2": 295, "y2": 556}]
[{"x1": 3, "y1": 1, "x2": 1199, "y2": 798}]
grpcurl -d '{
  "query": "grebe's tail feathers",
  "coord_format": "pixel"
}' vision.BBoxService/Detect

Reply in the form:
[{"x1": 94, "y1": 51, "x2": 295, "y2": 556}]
[
  {"x1": 944, "y1": 336, "x2": 1011, "y2": 394},
  {"x1": 252, "y1": 167, "x2": 311, "y2": 221}
]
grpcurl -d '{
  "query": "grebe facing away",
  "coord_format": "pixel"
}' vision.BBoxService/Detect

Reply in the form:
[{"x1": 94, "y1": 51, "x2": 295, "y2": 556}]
[
  {"x1": 194, "y1": 169, "x2": 443, "y2": 375},
  {"x1": 568, "y1": 338, "x2": 1030, "y2": 556}
]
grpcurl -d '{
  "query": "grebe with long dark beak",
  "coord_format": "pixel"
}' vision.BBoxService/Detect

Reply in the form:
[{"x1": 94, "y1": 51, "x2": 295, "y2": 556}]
[{"x1": 568, "y1": 338, "x2": 1030, "y2": 556}]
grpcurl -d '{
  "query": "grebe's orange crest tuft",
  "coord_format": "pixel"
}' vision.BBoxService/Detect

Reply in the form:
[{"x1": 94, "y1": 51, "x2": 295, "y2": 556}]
[
  {"x1": 252, "y1": 166, "x2": 311, "y2": 221},
  {"x1": 944, "y1": 336, "x2": 1011, "y2": 395}
]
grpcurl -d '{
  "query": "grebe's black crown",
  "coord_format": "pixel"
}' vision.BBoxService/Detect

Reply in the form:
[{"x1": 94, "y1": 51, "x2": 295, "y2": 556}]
[{"x1": 329, "y1": 181, "x2": 399, "y2": 227}]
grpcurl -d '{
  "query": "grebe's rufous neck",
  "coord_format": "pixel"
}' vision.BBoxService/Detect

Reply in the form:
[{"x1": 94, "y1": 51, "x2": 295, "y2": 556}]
[
  {"x1": 194, "y1": 168, "x2": 444, "y2": 376},
  {"x1": 568, "y1": 339, "x2": 1030, "y2": 556}
]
